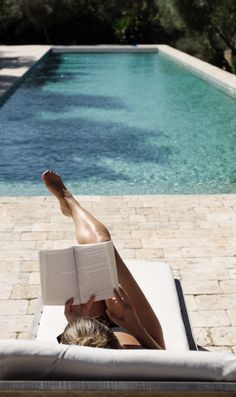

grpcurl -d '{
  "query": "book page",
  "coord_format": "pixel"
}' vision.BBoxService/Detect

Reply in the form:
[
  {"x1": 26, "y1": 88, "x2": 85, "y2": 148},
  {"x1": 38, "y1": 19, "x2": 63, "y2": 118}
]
[
  {"x1": 39, "y1": 247, "x2": 80, "y2": 305},
  {"x1": 74, "y1": 241, "x2": 119, "y2": 303}
]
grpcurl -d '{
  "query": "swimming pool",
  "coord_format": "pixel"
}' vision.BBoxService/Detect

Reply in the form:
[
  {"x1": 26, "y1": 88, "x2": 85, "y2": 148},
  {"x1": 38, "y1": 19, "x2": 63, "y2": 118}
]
[{"x1": 0, "y1": 51, "x2": 236, "y2": 195}]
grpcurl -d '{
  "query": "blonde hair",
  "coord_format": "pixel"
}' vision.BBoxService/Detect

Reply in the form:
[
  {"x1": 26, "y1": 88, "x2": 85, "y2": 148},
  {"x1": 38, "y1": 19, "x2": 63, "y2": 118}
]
[{"x1": 61, "y1": 316, "x2": 121, "y2": 349}]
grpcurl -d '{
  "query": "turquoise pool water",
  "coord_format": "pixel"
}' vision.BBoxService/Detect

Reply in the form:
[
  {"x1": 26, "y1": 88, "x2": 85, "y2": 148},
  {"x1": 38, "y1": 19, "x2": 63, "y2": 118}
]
[{"x1": 0, "y1": 52, "x2": 236, "y2": 195}]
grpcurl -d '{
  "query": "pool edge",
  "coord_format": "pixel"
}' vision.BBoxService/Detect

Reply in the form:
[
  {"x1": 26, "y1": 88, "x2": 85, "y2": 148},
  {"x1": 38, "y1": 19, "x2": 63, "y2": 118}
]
[{"x1": 1, "y1": 44, "x2": 236, "y2": 106}]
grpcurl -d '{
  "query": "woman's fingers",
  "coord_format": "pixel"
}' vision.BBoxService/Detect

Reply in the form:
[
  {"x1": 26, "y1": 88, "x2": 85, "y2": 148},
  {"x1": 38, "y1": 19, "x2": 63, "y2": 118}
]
[
  {"x1": 64, "y1": 297, "x2": 74, "y2": 314},
  {"x1": 86, "y1": 294, "x2": 95, "y2": 311},
  {"x1": 64, "y1": 297, "x2": 75, "y2": 322},
  {"x1": 114, "y1": 285, "x2": 130, "y2": 306},
  {"x1": 65, "y1": 297, "x2": 74, "y2": 305},
  {"x1": 113, "y1": 288, "x2": 125, "y2": 306}
]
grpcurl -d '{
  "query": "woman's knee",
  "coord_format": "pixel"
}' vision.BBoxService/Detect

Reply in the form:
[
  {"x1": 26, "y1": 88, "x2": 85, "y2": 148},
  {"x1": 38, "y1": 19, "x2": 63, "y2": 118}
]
[{"x1": 95, "y1": 229, "x2": 111, "y2": 243}]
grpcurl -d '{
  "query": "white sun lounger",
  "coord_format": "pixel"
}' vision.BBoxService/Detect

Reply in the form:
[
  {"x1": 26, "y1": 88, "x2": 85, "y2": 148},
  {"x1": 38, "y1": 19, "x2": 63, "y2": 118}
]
[
  {"x1": 36, "y1": 260, "x2": 196, "y2": 350},
  {"x1": 0, "y1": 260, "x2": 236, "y2": 396}
]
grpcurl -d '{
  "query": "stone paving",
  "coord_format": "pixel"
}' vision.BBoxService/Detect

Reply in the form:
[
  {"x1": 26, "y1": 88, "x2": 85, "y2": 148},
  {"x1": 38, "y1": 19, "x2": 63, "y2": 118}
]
[
  {"x1": 0, "y1": 45, "x2": 50, "y2": 98},
  {"x1": 0, "y1": 194, "x2": 236, "y2": 353}
]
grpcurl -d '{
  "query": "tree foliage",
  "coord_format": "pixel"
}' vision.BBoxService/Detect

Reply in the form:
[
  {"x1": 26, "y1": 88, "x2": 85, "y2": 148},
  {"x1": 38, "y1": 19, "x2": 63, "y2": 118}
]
[
  {"x1": 0, "y1": 0, "x2": 235, "y2": 73},
  {"x1": 158, "y1": 0, "x2": 236, "y2": 72},
  {"x1": 0, "y1": 0, "x2": 164, "y2": 44}
]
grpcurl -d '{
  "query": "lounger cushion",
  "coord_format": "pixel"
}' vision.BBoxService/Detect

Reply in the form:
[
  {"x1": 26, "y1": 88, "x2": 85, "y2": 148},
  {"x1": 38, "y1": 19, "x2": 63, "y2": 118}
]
[
  {"x1": 0, "y1": 340, "x2": 235, "y2": 381},
  {"x1": 36, "y1": 261, "x2": 192, "y2": 351}
]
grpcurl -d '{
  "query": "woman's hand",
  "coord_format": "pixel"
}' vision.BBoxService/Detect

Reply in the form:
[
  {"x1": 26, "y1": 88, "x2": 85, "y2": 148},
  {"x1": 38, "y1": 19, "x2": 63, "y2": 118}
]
[
  {"x1": 106, "y1": 286, "x2": 164, "y2": 349},
  {"x1": 106, "y1": 286, "x2": 142, "y2": 334},
  {"x1": 64, "y1": 295, "x2": 95, "y2": 323}
]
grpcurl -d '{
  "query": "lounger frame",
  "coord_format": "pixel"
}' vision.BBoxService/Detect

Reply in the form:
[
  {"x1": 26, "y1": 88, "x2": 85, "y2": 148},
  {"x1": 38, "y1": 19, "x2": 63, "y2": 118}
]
[{"x1": 0, "y1": 380, "x2": 236, "y2": 396}]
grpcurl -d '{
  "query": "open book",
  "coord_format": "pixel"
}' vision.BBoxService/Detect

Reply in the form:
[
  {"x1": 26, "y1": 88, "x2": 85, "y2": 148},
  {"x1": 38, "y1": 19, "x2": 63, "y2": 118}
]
[{"x1": 39, "y1": 240, "x2": 119, "y2": 305}]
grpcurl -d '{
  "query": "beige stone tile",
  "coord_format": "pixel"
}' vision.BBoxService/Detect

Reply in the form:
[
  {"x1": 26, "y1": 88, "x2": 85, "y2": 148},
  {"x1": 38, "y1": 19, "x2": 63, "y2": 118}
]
[
  {"x1": 190, "y1": 310, "x2": 230, "y2": 327},
  {"x1": 14, "y1": 225, "x2": 33, "y2": 232},
  {"x1": 111, "y1": 231, "x2": 133, "y2": 240},
  {"x1": 17, "y1": 332, "x2": 32, "y2": 339},
  {"x1": 0, "y1": 285, "x2": 12, "y2": 299},
  {"x1": 21, "y1": 232, "x2": 48, "y2": 241},
  {"x1": 21, "y1": 261, "x2": 39, "y2": 272},
  {"x1": 35, "y1": 240, "x2": 55, "y2": 250},
  {"x1": 0, "y1": 300, "x2": 28, "y2": 315},
  {"x1": 118, "y1": 249, "x2": 136, "y2": 259},
  {"x1": 98, "y1": 215, "x2": 128, "y2": 224},
  {"x1": 146, "y1": 215, "x2": 171, "y2": 222},
  {"x1": 168, "y1": 257, "x2": 213, "y2": 269},
  {"x1": 18, "y1": 273, "x2": 30, "y2": 283},
  {"x1": 0, "y1": 273, "x2": 21, "y2": 285},
  {"x1": 156, "y1": 229, "x2": 176, "y2": 238},
  {"x1": 195, "y1": 294, "x2": 236, "y2": 310},
  {"x1": 0, "y1": 251, "x2": 38, "y2": 260},
  {"x1": 185, "y1": 295, "x2": 198, "y2": 311},
  {"x1": 142, "y1": 239, "x2": 163, "y2": 248},
  {"x1": 126, "y1": 200, "x2": 148, "y2": 208},
  {"x1": 29, "y1": 272, "x2": 40, "y2": 284},
  {"x1": 175, "y1": 222, "x2": 199, "y2": 230},
  {"x1": 205, "y1": 345, "x2": 232, "y2": 353},
  {"x1": 136, "y1": 248, "x2": 164, "y2": 259},
  {"x1": 214, "y1": 257, "x2": 236, "y2": 267},
  {"x1": 136, "y1": 207, "x2": 160, "y2": 215},
  {"x1": 182, "y1": 247, "x2": 229, "y2": 258},
  {"x1": 131, "y1": 230, "x2": 157, "y2": 239},
  {"x1": 163, "y1": 247, "x2": 183, "y2": 258},
  {"x1": 0, "y1": 315, "x2": 33, "y2": 333},
  {"x1": 227, "y1": 310, "x2": 236, "y2": 326},
  {"x1": 175, "y1": 229, "x2": 215, "y2": 238},
  {"x1": 181, "y1": 280, "x2": 222, "y2": 295},
  {"x1": 0, "y1": 232, "x2": 21, "y2": 241},
  {"x1": 180, "y1": 268, "x2": 228, "y2": 281},
  {"x1": 172, "y1": 269, "x2": 181, "y2": 279},
  {"x1": 47, "y1": 231, "x2": 68, "y2": 240},
  {"x1": 123, "y1": 239, "x2": 142, "y2": 249},
  {"x1": 32, "y1": 223, "x2": 72, "y2": 232},
  {"x1": 193, "y1": 327, "x2": 211, "y2": 346},
  {"x1": 27, "y1": 299, "x2": 39, "y2": 315},
  {"x1": 0, "y1": 223, "x2": 15, "y2": 231},
  {"x1": 220, "y1": 280, "x2": 236, "y2": 293},
  {"x1": 0, "y1": 261, "x2": 21, "y2": 272},
  {"x1": 211, "y1": 327, "x2": 236, "y2": 346},
  {"x1": 0, "y1": 333, "x2": 17, "y2": 339},
  {"x1": 11, "y1": 285, "x2": 40, "y2": 300},
  {"x1": 108, "y1": 222, "x2": 137, "y2": 231},
  {"x1": 216, "y1": 227, "x2": 235, "y2": 237},
  {"x1": 148, "y1": 238, "x2": 216, "y2": 248},
  {"x1": 0, "y1": 241, "x2": 35, "y2": 250},
  {"x1": 129, "y1": 215, "x2": 146, "y2": 223},
  {"x1": 119, "y1": 208, "x2": 136, "y2": 216}
]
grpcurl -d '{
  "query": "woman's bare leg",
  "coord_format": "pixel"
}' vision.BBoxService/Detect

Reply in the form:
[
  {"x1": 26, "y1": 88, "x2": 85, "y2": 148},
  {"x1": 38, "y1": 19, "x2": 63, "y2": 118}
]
[{"x1": 42, "y1": 170, "x2": 165, "y2": 348}]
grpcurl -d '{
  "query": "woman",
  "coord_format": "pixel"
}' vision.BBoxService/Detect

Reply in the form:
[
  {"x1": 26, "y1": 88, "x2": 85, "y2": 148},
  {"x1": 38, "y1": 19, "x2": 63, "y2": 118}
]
[{"x1": 42, "y1": 170, "x2": 165, "y2": 350}]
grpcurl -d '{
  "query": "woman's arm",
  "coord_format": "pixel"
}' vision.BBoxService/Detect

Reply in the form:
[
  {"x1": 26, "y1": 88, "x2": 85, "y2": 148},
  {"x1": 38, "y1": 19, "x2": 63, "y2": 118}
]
[
  {"x1": 106, "y1": 286, "x2": 164, "y2": 349},
  {"x1": 130, "y1": 321, "x2": 163, "y2": 349}
]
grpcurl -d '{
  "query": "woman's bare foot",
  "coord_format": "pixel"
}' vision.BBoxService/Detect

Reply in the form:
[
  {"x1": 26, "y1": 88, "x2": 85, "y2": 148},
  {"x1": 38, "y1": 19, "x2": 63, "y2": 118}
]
[{"x1": 41, "y1": 170, "x2": 72, "y2": 217}]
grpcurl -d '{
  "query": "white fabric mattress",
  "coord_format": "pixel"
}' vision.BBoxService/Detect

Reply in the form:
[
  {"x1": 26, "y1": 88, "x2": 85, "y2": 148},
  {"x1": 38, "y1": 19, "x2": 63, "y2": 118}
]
[{"x1": 36, "y1": 261, "x2": 192, "y2": 351}]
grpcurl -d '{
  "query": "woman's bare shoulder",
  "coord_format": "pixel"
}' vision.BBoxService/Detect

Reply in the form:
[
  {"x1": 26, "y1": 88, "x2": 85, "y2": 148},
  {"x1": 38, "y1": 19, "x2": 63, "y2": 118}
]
[{"x1": 114, "y1": 331, "x2": 143, "y2": 348}]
